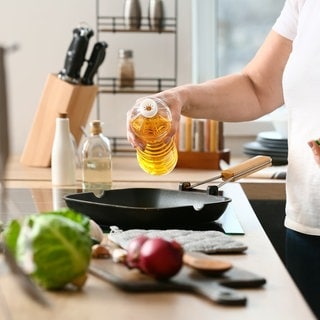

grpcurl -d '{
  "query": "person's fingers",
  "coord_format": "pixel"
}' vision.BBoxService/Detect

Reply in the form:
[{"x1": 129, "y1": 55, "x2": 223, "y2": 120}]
[
  {"x1": 308, "y1": 139, "x2": 320, "y2": 166},
  {"x1": 127, "y1": 94, "x2": 181, "y2": 149},
  {"x1": 308, "y1": 139, "x2": 320, "y2": 151},
  {"x1": 127, "y1": 130, "x2": 145, "y2": 150}
]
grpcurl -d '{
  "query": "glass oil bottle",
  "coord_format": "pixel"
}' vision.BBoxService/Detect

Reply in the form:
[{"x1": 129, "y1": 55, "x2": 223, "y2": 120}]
[{"x1": 81, "y1": 120, "x2": 112, "y2": 193}]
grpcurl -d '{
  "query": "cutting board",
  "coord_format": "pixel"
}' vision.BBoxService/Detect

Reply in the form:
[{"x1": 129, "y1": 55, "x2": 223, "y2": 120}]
[{"x1": 90, "y1": 259, "x2": 266, "y2": 306}]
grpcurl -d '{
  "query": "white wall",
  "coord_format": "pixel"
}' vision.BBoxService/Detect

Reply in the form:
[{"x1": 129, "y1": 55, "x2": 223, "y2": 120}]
[{"x1": 0, "y1": 0, "x2": 192, "y2": 154}]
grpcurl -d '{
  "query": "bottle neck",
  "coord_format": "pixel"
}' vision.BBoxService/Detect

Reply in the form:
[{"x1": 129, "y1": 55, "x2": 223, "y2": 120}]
[
  {"x1": 91, "y1": 129, "x2": 102, "y2": 136},
  {"x1": 90, "y1": 121, "x2": 103, "y2": 135},
  {"x1": 55, "y1": 118, "x2": 70, "y2": 134}
]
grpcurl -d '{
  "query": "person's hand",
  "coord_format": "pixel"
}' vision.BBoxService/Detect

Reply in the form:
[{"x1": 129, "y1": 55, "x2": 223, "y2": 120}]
[
  {"x1": 308, "y1": 139, "x2": 320, "y2": 166},
  {"x1": 126, "y1": 97, "x2": 148, "y2": 150},
  {"x1": 126, "y1": 91, "x2": 183, "y2": 149}
]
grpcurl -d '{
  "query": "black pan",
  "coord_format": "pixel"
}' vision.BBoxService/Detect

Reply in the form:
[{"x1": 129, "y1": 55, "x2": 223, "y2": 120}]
[
  {"x1": 64, "y1": 156, "x2": 272, "y2": 229},
  {"x1": 64, "y1": 188, "x2": 231, "y2": 229}
]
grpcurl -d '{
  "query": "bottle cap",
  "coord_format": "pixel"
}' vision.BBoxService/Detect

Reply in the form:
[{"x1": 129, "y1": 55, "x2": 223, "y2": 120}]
[
  {"x1": 58, "y1": 112, "x2": 68, "y2": 118},
  {"x1": 139, "y1": 98, "x2": 158, "y2": 118},
  {"x1": 90, "y1": 120, "x2": 103, "y2": 135},
  {"x1": 119, "y1": 49, "x2": 133, "y2": 59}
]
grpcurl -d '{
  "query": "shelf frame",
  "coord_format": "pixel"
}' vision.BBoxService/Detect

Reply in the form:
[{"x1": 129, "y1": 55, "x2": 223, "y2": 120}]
[
  {"x1": 95, "y1": 0, "x2": 178, "y2": 118},
  {"x1": 97, "y1": 16, "x2": 176, "y2": 33},
  {"x1": 98, "y1": 76, "x2": 176, "y2": 94}
]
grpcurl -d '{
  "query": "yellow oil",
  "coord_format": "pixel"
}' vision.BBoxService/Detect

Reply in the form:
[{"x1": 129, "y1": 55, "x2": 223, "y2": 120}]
[
  {"x1": 131, "y1": 114, "x2": 178, "y2": 175},
  {"x1": 136, "y1": 138, "x2": 178, "y2": 175}
]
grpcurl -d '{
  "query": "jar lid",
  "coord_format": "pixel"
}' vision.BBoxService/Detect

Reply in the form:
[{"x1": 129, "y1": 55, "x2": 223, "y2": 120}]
[{"x1": 119, "y1": 49, "x2": 133, "y2": 59}]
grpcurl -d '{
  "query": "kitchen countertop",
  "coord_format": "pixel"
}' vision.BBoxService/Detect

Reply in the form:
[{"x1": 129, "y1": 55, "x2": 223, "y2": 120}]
[
  {"x1": 1, "y1": 155, "x2": 311, "y2": 320},
  {"x1": 5, "y1": 155, "x2": 286, "y2": 200}
]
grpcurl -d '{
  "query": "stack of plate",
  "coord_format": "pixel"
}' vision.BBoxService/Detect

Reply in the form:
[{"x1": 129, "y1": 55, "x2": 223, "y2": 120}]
[{"x1": 243, "y1": 131, "x2": 288, "y2": 165}]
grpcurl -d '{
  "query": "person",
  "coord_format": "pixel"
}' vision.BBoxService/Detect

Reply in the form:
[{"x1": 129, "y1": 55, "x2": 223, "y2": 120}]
[{"x1": 127, "y1": 0, "x2": 320, "y2": 317}]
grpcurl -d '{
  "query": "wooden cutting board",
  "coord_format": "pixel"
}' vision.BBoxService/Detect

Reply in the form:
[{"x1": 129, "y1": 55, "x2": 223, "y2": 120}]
[{"x1": 89, "y1": 259, "x2": 266, "y2": 306}]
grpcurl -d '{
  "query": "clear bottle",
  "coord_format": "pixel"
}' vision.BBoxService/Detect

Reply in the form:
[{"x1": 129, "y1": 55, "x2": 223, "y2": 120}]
[
  {"x1": 123, "y1": 0, "x2": 141, "y2": 30},
  {"x1": 129, "y1": 97, "x2": 178, "y2": 175},
  {"x1": 51, "y1": 113, "x2": 76, "y2": 186},
  {"x1": 118, "y1": 49, "x2": 135, "y2": 89},
  {"x1": 81, "y1": 120, "x2": 112, "y2": 192}
]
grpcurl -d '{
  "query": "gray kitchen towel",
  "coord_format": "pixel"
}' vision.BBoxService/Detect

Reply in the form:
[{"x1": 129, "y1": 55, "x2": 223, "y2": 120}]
[{"x1": 108, "y1": 226, "x2": 247, "y2": 253}]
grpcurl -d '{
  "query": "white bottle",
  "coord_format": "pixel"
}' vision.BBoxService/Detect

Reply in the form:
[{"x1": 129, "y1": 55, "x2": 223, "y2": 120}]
[
  {"x1": 81, "y1": 120, "x2": 112, "y2": 192},
  {"x1": 51, "y1": 113, "x2": 76, "y2": 186}
]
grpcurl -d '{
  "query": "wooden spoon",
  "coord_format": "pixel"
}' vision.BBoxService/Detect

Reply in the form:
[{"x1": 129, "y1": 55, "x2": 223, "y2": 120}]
[{"x1": 183, "y1": 252, "x2": 233, "y2": 275}]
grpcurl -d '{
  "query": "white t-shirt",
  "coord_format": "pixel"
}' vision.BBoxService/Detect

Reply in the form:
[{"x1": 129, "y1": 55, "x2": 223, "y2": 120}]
[{"x1": 273, "y1": 0, "x2": 320, "y2": 235}]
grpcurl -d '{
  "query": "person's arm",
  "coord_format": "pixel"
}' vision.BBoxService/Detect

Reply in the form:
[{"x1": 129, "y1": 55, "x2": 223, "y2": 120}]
[
  {"x1": 128, "y1": 30, "x2": 292, "y2": 147},
  {"x1": 170, "y1": 31, "x2": 292, "y2": 119}
]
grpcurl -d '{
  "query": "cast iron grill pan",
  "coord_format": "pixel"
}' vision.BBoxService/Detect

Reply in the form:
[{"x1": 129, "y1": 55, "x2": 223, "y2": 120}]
[
  {"x1": 64, "y1": 156, "x2": 272, "y2": 229},
  {"x1": 64, "y1": 188, "x2": 231, "y2": 229}
]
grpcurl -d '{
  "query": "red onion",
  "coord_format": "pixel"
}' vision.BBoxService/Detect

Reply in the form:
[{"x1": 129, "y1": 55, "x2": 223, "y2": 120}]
[
  {"x1": 126, "y1": 235, "x2": 148, "y2": 268},
  {"x1": 138, "y1": 237, "x2": 184, "y2": 279}
]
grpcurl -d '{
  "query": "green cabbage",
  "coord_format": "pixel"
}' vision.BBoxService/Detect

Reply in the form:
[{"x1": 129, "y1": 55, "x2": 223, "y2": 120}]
[{"x1": 3, "y1": 209, "x2": 92, "y2": 290}]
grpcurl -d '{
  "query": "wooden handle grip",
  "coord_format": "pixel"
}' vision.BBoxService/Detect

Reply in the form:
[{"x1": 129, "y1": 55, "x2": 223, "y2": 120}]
[{"x1": 221, "y1": 155, "x2": 272, "y2": 181}]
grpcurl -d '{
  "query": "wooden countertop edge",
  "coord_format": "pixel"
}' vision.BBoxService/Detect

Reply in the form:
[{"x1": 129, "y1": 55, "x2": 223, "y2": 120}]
[{"x1": 5, "y1": 155, "x2": 286, "y2": 200}]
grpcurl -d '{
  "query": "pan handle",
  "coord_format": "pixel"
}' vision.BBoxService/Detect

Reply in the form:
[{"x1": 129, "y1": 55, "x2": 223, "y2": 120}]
[
  {"x1": 221, "y1": 155, "x2": 272, "y2": 182},
  {"x1": 179, "y1": 155, "x2": 272, "y2": 191}
]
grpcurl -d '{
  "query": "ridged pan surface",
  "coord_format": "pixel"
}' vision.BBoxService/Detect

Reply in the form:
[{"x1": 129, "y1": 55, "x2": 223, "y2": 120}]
[{"x1": 64, "y1": 188, "x2": 231, "y2": 229}]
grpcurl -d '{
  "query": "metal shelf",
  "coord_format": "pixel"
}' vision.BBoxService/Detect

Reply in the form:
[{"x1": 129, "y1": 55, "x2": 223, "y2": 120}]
[
  {"x1": 97, "y1": 16, "x2": 176, "y2": 33},
  {"x1": 95, "y1": 0, "x2": 178, "y2": 123},
  {"x1": 98, "y1": 77, "x2": 176, "y2": 94}
]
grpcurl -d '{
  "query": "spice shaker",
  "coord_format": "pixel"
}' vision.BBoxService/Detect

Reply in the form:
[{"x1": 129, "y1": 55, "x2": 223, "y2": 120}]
[
  {"x1": 148, "y1": 0, "x2": 164, "y2": 31},
  {"x1": 124, "y1": 0, "x2": 141, "y2": 30},
  {"x1": 118, "y1": 49, "x2": 135, "y2": 88}
]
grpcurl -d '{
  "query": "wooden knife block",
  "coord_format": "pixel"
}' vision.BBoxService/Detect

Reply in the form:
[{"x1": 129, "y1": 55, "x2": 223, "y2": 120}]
[{"x1": 20, "y1": 73, "x2": 97, "y2": 167}]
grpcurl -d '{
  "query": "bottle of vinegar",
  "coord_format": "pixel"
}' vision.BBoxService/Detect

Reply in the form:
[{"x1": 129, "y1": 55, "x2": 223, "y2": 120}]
[
  {"x1": 129, "y1": 98, "x2": 178, "y2": 175},
  {"x1": 81, "y1": 120, "x2": 112, "y2": 192}
]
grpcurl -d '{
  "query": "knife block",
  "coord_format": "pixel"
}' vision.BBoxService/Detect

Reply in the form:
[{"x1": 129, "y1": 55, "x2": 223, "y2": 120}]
[{"x1": 20, "y1": 73, "x2": 98, "y2": 167}]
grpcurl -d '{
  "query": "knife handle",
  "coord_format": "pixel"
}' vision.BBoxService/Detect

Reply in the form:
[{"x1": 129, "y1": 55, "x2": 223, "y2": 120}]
[
  {"x1": 59, "y1": 26, "x2": 94, "y2": 83},
  {"x1": 82, "y1": 41, "x2": 108, "y2": 85}
]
